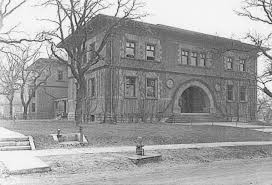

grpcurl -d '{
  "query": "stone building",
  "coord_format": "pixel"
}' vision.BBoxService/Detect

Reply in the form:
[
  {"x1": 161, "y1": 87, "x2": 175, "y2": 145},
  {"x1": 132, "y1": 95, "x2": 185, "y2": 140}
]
[
  {"x1": 28, "y1": 58, "x2": 68, "y2": 119},
  {"x1": 67, "y1": 15, "x2": 258, "y2": 123}
]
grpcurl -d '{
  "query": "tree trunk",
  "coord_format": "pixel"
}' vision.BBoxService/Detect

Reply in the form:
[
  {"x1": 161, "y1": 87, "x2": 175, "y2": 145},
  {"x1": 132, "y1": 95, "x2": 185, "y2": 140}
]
[
  {"x1": 75, "y1": 79, "x2": 86, "y2": 126},
  {"x1": 23, "y1": 106, "x2": 28, "y2": 120},
  {"x1": 9, "y1": 99, "x2": 13, "y2": 120}
]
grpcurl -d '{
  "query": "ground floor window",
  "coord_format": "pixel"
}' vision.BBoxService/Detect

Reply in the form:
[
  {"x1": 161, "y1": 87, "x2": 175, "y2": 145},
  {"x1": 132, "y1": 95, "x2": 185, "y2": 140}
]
[
  {"x1": 31, "y1": 103, "x2": 35, "y2": 112},
  {"x1": 240, "y1": 86, "x2": 246, "y2": 101},
  {"x1": 125, "y1": 76, "x2": 136, "y2": 97},
  {"x1": 227, "y1": 85, "x2": 234, "y2": 101},
  {"x1": 146, "y1": 78, "x2": 157, "y2": 98}
]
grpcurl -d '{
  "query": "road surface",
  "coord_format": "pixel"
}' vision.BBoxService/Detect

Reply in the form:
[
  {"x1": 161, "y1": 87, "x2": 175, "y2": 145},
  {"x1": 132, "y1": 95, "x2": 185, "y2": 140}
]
[{"x1": 2, "y1": 158, "x2": 272, "y2": 185}]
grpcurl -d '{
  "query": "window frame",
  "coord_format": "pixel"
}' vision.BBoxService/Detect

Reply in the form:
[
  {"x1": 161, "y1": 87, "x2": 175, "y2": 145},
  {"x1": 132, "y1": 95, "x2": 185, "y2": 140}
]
[
  {"x1": 181, "y1": 50, "x2": 189, "y2": 65},
  {"x1": 88, "y1": 42, "x2": 96, "y2": 63},
  {"x1": 190, "y1": 52, "x2": 198, "y2": 66},
  {"x1": 146, "y1": 43, "x2": 156, "y2": 61},
  {"x1": 88, "y1": 77, "x2": 96, "y2": 98},
  {"x1": 226, "y1": 57, "x2": 233, "y2": 70},
  {"x1": 31, "y1": 102, "x2": 35, "y2": 112},
  {"x1": 227, "y1": 84, "x2": 234, "y2": 101},
  {"x1": 145, "y1": 78, "x2": 158, "y2": 99},
  {"x1": 239, "y1": 86, "x2": 247, "y2": 102},
  {"x1": 124, "y1": 76, "x2": 137, "y2": 98},
  {"x1": 125, "y1": 40, "x2": 136, "y2": 58},
  {"x1": 239, "y1": 58, "x2": 246, "y2": 72},
  {"x1": 57, "y1": 70, "x2": 63, "y2": 81},
  {"x1": 199, "y1": 53, "x2": 206, "y2": 67}
]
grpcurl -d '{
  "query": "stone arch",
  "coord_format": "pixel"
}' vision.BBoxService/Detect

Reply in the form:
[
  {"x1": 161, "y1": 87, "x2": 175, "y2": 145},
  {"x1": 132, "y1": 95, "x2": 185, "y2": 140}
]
[{"x1": 173, "y1": 80, "x2": 216, "y2": 114}]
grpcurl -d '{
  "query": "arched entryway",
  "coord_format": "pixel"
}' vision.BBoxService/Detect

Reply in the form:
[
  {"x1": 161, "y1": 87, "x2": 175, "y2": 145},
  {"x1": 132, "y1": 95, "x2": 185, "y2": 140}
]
[
  {"x1": 173, "y1": 80, "x2": 215, "y2": 114},
  {"x1": 178, "y1": 86, "x2": 210, "y2": 113}
]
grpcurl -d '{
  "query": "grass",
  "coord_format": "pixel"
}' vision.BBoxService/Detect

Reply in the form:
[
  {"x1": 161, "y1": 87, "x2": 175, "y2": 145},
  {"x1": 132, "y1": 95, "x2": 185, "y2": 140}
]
[{"x1": 1, "y1": 120, "x2": 272, "y2": 149}]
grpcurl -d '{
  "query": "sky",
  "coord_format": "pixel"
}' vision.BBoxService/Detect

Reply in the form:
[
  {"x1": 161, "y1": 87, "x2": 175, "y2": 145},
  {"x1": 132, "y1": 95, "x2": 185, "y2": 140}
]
[{"x1": 2, "y1": 0, "x2": 269, "y2": 72}]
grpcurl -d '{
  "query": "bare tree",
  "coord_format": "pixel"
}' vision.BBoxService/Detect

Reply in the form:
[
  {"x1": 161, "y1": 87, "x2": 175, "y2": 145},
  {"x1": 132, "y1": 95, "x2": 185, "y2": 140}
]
[
  {"x1": 6, "y1": 45, "x2": 52, "y2": 119},
  {"x1": 237, "y1": 0, "x2": 272, "y2": 97},
  {"x1": 40, "y1": 0, "x2": 146, "y2": 125},
  {"x1": 0, "y1": 52, "x2": 21, "y2": 119}
]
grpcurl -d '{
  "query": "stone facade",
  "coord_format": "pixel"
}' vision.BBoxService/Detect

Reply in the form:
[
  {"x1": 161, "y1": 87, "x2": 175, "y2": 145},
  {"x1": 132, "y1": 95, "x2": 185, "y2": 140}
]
[{"x1": 67, "y1": 15, "x2": 258, "y2": 122}]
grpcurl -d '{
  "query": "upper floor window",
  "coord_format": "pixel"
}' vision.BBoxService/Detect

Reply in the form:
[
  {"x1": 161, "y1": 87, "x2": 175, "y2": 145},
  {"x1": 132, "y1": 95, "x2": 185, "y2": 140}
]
[
  {"x1": 57, "y1": 70, "x2": 63, "y2": 81},
  {"x1": 226, "y1": 57, "x2": 233, "y2": 70},
  {"x1": 146, "y1": 78, "x2": 157, "y2": 98},
  {"x1": 88, "y1": 42, "x2": 96, "y2": 63},
  {"x1": 190, "y1": 52, "x2": 197, "y2": 66},
  {"x1": 88, "y1": 78, "x2": 96, "y2": 98},
  {"x1": 125, "y1": 41, "x2": 135, "y2": 58},
  {"x1": 240, "y1": 86, "x2": 246, "y2": 101},
  {"x1": 181, "y1": 50, "x2": 189, "y2": 65},
  {"x1": 199, "y1": 53, "x2": 206, "y2": 67},
  {"x1": 146, "y1": 44, "x2": 155, "y2": 61},
  {"x1": 227, "y1": 85, "x2": 234, "y2": 101},
  {"x1": 125, "y1": 76, "x2": 136, "y2": 97},
  {"x1": 29, "y1": 89, "x2": 35, "y2": 98},
  {"x1": 239, "y1": 59, "x2": 246, "y2": 72}
]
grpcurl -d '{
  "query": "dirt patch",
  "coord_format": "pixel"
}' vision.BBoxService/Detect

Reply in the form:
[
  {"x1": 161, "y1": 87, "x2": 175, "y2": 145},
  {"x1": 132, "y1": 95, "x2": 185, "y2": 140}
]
[{"x1": 32, "y1": 145, "x2": 272, "y2": 176}]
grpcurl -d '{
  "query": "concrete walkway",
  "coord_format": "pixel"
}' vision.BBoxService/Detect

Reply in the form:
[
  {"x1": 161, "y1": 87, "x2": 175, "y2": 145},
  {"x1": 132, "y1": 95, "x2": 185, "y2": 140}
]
[
  {"x1": 1, "y1": 141, "x2": 272, "y2": 158},
  {"x1": 0, "y1": 127, "x2": 25, "y2": 139}
]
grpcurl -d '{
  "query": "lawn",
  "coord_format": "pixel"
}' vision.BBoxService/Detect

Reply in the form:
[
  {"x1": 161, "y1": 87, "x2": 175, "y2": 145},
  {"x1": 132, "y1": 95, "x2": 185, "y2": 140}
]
[{"x1": 1, "y1": 120, "x2": 272, "y2": 149}]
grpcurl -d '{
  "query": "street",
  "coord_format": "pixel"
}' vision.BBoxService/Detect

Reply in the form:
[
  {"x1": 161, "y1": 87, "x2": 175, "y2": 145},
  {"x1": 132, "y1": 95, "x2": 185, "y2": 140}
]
[{"x1": 2, "y1": 157, "x2": 272, "y2": 185}]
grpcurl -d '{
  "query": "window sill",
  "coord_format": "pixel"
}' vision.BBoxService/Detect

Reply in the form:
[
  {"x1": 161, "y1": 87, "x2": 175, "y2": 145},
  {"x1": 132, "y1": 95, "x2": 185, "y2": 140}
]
[
  {"x1": 240, "y1": 100, "x2": 247, "y2": 103},
  {"x1": 226, "y1": 100, "x2": 235, "y2": 103},
  {"x1": 145, "y1": 97, "x2": 158, "y2": 100},
  {"x1": 121, "y1": 57, "x2": 161, "y2": 63},
  {"x1": 177, "y1": 64, "x2": 209, "y2": 69},
  {"x1": 124, "y1": 96, "x2": 138, "y2": 99}
]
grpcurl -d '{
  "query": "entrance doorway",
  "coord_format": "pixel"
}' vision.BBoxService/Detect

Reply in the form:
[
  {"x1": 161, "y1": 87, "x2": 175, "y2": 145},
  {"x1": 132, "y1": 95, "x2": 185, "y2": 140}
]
[{"x1": 178, "y1": 86, "x2": 210, "y2": 113}]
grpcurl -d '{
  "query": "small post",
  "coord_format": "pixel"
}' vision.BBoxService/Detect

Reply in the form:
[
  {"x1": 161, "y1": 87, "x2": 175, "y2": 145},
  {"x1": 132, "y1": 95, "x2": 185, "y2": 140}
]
[
  {"x1": 57, "y1": 129, "x2": 61, "y2": 139},
  {"x1": 136, "y1": 137, "x2": 144, "y2": 156},
  {"x1": 79, "y1": 126, "x2": 83, "y2": 144}
]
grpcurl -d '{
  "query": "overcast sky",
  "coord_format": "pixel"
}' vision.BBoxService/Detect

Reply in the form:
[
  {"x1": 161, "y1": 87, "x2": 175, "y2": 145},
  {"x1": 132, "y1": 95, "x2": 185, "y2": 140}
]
[{"x1": 3, "y1": 0, "x2": 268, "y2": 72}]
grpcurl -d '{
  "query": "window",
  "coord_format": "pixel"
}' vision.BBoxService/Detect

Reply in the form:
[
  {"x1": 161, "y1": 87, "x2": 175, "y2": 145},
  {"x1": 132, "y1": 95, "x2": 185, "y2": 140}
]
[
  {"x1": 181, "y1": 50, "x2": 189, "y2": 65},
  {"x1": 227, "y1": 85, "x2": 234, "y2": 101},
  {"x1": 88, "y1": 78, "x2": 96, "y2": 97},
  {"x1": 199, "y1": 53, "x2": 206, "y2": 67},
  {"x1": 146, "y1": 78, "x2": 157, "y2": 98},
  {"x1": 239, "y1": 59, "x2": 246, "y2": 72},
  {"x1": 146, "y1": 44, "x2": 155, "y2": 61},
  {"x1": 125, "y1": 76, "x2": 136, "y2": 97},
  {"x1": 125, "y1": 41, "x2": 135, "y2": 58},
  {"x1": 88, "y1": 42, "x2": 96, "y2": 62},
  {"x1": 57, "y1": 70, "x2": 63, "y2": 81},
  {"x1": 31, "y1": 103, "x2": 35, "y2": 112},
  {"x1": 190, "y1": 52, "x2": 197, "y2": 66},
  {"x1": 29, "y1": 89, "x2": 35, "y2": 98},
  {"x1": 240, "y1": 86, "x2": 246, "y2": 101},
  {"x1": 226, "y1": 57, "x2": 233, "y2": 70}
]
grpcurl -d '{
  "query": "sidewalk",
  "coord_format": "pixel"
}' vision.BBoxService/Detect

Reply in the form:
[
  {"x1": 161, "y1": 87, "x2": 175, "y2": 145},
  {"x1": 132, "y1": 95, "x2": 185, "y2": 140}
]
[{"x1": 1, "y1": 141, "x2": 272, "y2": 158}]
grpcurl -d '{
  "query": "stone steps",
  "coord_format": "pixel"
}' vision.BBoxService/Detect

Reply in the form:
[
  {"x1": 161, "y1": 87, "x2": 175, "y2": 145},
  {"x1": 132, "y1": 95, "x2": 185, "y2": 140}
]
[
  {"x1": 0, "y1": 137, "x2": 33, "y2": 151},
  {"x1": 0, "y1": 145, "x2": 31, "y2": 151},
  {"x1": 165, "y1": 114, "x2": 226, "y2": 123}
]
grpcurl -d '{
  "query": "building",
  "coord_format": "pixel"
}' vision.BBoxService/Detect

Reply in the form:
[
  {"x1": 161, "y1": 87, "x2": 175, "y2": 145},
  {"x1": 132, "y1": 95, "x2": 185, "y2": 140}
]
[
  {"x1": 28, "y1": 58, "x2": 68, "y2": 119},
  {"x1": 67, "y1": 15, "x2": 258, "y2": 123}
]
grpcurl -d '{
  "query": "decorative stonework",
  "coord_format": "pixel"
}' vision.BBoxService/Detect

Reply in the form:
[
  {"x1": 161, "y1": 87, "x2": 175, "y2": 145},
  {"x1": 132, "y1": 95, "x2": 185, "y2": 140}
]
[{"x1": 166, "y1": 79, "x2": 174, "y2": 89}]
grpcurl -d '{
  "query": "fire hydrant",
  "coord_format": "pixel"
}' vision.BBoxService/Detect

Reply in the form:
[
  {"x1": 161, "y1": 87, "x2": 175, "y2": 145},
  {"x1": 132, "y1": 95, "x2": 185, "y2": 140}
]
[
  {"x1": 57, "y1": 129, "x2": 61, "y2": 139},
  {"x1": 136, "y1": 137, "x2": 144, "y2": 156}
]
